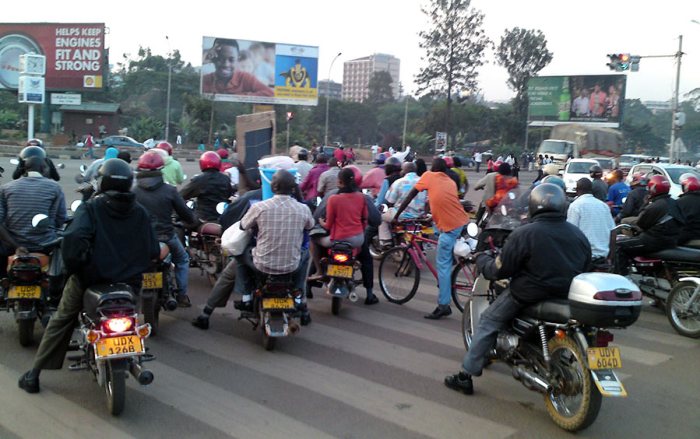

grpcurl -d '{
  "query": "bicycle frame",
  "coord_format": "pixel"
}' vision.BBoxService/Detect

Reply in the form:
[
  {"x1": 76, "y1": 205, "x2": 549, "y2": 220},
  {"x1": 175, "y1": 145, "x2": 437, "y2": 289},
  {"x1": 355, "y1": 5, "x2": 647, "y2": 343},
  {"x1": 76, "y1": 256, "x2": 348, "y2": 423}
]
[{"x1": 397, "y1": 221, "x2": 439, "y2": 280}]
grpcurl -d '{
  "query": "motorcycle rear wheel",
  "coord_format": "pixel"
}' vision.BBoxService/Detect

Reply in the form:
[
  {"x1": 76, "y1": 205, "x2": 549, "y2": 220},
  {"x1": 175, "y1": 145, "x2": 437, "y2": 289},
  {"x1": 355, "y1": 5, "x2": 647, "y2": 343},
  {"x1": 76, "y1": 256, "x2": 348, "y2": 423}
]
[
  {"x1": 666, "y1": 281, "x2": 700, "y2": 338},
  {"x1": 261, "y1": 312, "x2": 276, "y2": 351},
  {"x1": 544, "y1": 336, "x2": 602, "y2": 432},
  {"x1": 331, "y1": 296, "x2": 342, "y2": 316},
  {"x1": 18, "y1": 317, "x2": 35, "y2": 347},
  {"x1": 142, "y1": 293, "x2": 160, "y2": 336},
  {"x1": 106, "y1": 360, "x2": 126, "y2": 416}
]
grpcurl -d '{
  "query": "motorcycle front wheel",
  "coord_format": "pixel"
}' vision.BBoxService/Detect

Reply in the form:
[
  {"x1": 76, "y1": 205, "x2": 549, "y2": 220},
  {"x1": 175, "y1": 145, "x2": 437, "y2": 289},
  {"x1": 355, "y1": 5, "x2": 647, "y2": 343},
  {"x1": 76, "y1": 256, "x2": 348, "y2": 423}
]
[
  {"x1": 666, "y1": 281, "x2": 700, "y2": 338},
  {"x1": 544, "y1": 336, "x2": 602, "y2": 432},
  {"x1": 106, "y1": 360, "x2": 126, "y2": 416},
  {"x1": 141, "y1": 293, "x2": 160, "y2": 336}
]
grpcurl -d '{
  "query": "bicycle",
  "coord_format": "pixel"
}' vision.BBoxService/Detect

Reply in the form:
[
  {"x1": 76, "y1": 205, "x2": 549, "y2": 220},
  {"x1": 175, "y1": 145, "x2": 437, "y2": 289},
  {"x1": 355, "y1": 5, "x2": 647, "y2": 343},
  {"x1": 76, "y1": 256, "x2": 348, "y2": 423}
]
[{"x1": 377, "y1": 218, "x2": 477, "y2": 312}]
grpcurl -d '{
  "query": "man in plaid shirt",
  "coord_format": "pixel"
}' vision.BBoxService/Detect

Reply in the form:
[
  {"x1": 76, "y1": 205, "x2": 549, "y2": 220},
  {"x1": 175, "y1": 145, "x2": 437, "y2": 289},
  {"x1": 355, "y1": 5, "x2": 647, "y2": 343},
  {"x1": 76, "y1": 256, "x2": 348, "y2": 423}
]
[{"x1": 233, "y1": 170, "x2": 314, "y2": 312}]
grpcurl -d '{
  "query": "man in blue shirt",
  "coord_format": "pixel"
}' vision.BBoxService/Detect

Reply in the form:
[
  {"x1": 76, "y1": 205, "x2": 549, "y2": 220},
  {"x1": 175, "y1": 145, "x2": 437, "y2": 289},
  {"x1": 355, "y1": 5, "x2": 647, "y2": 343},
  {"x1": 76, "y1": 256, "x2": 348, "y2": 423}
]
[
  {"x1": 606, "y1": 170, "x2": 630, "y2": 217},
  {"x1": 567, "y1": 178, "x2": 615, "y2": 262}
]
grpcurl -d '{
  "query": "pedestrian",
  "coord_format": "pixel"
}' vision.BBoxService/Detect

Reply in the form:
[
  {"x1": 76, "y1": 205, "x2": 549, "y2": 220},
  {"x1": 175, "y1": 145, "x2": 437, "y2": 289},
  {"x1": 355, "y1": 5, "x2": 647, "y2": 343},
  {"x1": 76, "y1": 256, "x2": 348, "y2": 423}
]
[
  {"x1": 198, "y1": 139, "x2": 206, "y2": 151},
  {"x1": 473, "y1": 151, "x2": 483, "y2": 173},
  {"x1": 82, "y1": 132, "x2": 95, "y2": 159},
  {"x1": 176, "y1": 133, "x2": 182, "y2": 145},
  {"x1": 511, "y1": 157, "x2": 520, "y2": 179}
]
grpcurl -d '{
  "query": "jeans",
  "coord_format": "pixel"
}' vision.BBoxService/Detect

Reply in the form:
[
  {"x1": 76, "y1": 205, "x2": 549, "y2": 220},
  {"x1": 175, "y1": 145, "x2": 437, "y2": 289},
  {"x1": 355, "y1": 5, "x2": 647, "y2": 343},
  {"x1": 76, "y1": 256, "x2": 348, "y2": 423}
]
[
  {"x1": 462, "y1": 290, "x2": 524, "y2": 376},
  {"x1": 165, "y1": 234, "x2": 190, "y2": 297},
  {"x1": 437, "y1": 225, "x2": 463, "y2": 306}
]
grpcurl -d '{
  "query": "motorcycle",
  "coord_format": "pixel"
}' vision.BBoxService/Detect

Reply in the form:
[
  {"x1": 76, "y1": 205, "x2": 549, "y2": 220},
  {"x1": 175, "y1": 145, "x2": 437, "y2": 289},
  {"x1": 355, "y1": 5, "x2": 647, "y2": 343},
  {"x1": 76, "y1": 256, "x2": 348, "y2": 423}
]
[
  {"x1": 179, "y1": 201, "x2": 228, "y2": 283},
  {"x1": 320, "y1": 241, "x2": 362, "y2": 315},
  {"x1": 68, "y1": 283, "x2": 154, "y2": 416},
  {"x1": 462, "y1": 206, "x2": 640, "y2": 432},
  {"x1": 238, "y1": 273, "x2": 304, "y2": 351},
  {"x1": 140, "y1": 242, "x2": 178, "y2": 335},
  {"x1": 611, "y1": 224, "x2": 700, "y2": 337}
]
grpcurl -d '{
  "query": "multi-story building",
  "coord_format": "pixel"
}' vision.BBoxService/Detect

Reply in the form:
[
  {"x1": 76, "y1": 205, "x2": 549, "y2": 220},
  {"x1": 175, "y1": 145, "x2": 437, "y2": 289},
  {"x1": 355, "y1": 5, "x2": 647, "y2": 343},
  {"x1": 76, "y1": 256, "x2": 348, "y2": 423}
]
[
  {"x1": 317, "y1": 80, "x2": 343, "y2": 100},
  {"x1": 643, "y1": 100, "x2": 672, "y2": 114},
  {"x1": 342, "y1": 53, "x2": 400, "y2": 102}
]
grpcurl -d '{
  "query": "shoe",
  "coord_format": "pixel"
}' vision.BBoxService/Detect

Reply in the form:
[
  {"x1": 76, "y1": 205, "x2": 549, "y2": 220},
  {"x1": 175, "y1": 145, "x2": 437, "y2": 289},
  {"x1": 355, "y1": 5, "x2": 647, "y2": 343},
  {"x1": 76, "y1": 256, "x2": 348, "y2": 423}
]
[
  {"x1": 176, "y1": 295, "x2": 191, "y2": 308},
  {"x1": 444, "y1": 372, "x2": 473, "y2": 395},
  {"x1": 234, "y1": 300, "x2": 253, "y2": 313},
  {"x1": 191, "y1": 315, "x2": 209, "y2": 330},
  {"x1": 300, "y1": 311, "x2": 312, "y2": 326},
  {"x1": 306, "y1": 288, "x2": 314, "y2": 299},
  {"x1": 424, "y1": 305, "x2": 452, "y2": 320},
  {"x1": 307, "y1": 274, "x2": 324, "y2": 282},
  {"x1": 364, "y1": 295, "x2": 379, "y2": 305},
  {"x1": 18, "y1": 371, "x2": 40, "y2": 394}
]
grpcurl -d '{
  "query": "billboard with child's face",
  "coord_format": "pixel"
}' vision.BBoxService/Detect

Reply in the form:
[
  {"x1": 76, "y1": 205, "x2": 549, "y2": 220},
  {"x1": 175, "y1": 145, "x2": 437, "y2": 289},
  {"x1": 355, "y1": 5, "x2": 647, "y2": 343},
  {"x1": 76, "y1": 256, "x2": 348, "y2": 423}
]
[
  {"x1": 201, "y1": 36, "x2": 318, "y2": 106},
  {"x1": 527, "y1": 75, "x2": 626, "y2": 127}
]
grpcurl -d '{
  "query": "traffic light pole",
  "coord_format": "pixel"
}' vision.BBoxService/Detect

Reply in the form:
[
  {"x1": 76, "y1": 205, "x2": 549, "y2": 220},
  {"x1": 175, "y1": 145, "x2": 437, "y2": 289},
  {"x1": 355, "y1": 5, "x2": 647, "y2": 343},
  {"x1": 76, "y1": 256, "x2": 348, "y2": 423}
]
[{"x1": 669, "y1": 35, "x2": 683, "y2": 163}]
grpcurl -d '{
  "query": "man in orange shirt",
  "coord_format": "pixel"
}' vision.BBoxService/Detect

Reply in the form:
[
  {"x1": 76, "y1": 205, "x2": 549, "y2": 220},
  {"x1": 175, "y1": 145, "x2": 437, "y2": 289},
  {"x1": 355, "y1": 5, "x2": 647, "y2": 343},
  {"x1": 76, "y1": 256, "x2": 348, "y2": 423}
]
[
  {"x1": 394, "y1": 158, "x2": 468, "y2": 319},
  {"x1": 201, "y1": 39, "x2": 274, "y2": 97}
]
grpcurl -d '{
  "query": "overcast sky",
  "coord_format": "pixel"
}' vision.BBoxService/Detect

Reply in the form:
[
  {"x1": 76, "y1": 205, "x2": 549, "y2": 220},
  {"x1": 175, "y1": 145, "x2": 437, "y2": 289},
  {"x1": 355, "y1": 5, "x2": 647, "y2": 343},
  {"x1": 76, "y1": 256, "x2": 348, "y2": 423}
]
[{"x1": 5, "y1": 0, "x2": 700, "y2": 103}]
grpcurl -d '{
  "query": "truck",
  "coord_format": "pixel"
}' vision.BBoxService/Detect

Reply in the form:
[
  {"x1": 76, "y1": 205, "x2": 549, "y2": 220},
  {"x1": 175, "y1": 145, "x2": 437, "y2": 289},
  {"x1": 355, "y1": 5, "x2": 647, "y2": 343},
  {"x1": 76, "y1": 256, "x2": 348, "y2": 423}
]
[{"x1": 536, "y1": 124, "x2": 624, "y2": 169}]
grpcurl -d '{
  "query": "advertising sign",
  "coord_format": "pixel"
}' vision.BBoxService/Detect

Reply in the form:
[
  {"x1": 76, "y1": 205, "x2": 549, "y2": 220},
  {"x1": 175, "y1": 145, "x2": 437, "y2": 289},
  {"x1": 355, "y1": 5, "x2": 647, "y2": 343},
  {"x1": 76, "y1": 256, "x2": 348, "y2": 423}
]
[
  {"x1": 51, "y1": 93, "x2": 81, "y2": 105},
  {"x1": 527, "y1": 75, "x2": 626, "y2": 128},
  {"x1": 201, "y1": 36, "x2": 318, "y2": 106},
  {"x1": 18, "y1": 75, "x2": 45, "y2": 103},
  {"x1": 0, "y1": 23, "x2": 105, "y2": 91}
]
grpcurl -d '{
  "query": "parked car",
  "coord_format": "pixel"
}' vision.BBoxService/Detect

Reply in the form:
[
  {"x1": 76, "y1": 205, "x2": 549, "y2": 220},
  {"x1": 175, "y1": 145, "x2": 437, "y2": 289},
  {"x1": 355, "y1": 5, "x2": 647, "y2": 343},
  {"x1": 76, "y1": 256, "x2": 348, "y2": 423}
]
[
  {"x1": 560, "y1": 158, "x2": 600, "y2": 195},
  {"x1": 100, "y1": 135, "x2": 144, "y2": 149},
  {"x1": 626, "y1": 163, "x2": 700, "y2": 199}
]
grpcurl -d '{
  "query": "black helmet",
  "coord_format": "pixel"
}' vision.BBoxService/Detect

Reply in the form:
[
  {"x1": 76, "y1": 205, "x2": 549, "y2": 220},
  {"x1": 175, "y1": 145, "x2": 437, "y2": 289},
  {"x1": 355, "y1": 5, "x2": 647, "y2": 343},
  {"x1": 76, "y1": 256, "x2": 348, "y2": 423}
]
[
  {"x1": 19, "y1": 146, "x2": 47, "y2": 173},
  {"x1": 589, "y1": 164, "x2": 603, "y2": 178},
  {"x1": 385, "y1": 156, "x2": 402, "y2": 174},
  {"x1": 297, "y1": 148, "x2": 308, "y2": 161},
  {"x1": 529, "y1": 183, "x2": 567, "y2": 218},
  {"x1": 98, "y1": 158, "x2": 133, "y2": 193}
]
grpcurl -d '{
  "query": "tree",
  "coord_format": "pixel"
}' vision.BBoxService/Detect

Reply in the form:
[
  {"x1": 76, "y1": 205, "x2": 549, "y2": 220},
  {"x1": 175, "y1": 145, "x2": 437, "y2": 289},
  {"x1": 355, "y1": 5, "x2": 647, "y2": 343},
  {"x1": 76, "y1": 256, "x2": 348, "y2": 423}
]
[
  {"x1": 367, "y1": 71, "x2": 394, "y2": 105},
  {"x1": 415, "y1": 0, "x2": 491, "y2": 146},
  {"x1": 496, "y1": 27, "x2": 553, "y2": 120}
]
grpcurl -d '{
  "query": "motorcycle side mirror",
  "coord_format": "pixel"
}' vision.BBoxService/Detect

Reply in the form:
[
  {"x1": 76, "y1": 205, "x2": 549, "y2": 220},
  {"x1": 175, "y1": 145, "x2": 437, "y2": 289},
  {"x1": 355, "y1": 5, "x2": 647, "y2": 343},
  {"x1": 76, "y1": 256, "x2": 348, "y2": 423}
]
[
  {"x1": 216, "y1": 202, "x2": 227, "y2": 215},
  {"x1": 379, "y1": 204, "x2": 388, "y2": 214},
  {"x1": 316, "y1": 196, "x2": 322, "y2": 206},
  {"x1": 183, "y1": 174, "x2": 188, "y2": 180},
  {"x1": 56, "y1": 163, "x2": 65, "y2": 169},
  {"x1": 10, "y1": 158, "x2": 19, "y2": 165},
  {"x1": 466, "y1": 222, "x2": 479, "y2": 239},
  {"x1": 31, "y1": 213, "x2": 49, "y2": 229},
  {"x1": 508, "y1": 192, "x2": 516, "y2": 200},
  {"x1": 70, "y1": 200, "x2": 83, "y2": 212},
  {"x1": 186, "y1": 201, "x2": 195, "y2": 210},
  {"x1": 79, "y1": 164, "x2": 87, "y2": 173},
  {"x1": 74, "y1": 174, "x2": 84, "y2": 184},
  {"x1": 501, "y1": 205, "x2": 508, "y2": 216}
]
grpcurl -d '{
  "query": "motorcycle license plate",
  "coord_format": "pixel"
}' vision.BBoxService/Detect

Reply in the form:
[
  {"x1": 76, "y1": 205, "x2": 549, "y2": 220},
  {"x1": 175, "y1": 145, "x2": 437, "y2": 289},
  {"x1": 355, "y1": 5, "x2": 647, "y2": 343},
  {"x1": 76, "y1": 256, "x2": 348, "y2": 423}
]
[
  {"x1": 262, "y1": 297, "x2": 294, "y2": 309},
  {"x1": 95, "y1": 335, "x2": 144, "y2": 358},
  {"x1": 587, "y1": 347, "x2": 622, "y2": 370},
  {"x1": 327, "y1": 264, "x2": 353, "y2": 279},
  {"x1": 7, "y1": 285, "x2": 41, "y2": 299},
  {"x1": 142, "y1": 272, "x2": 163, "y2": 289}
]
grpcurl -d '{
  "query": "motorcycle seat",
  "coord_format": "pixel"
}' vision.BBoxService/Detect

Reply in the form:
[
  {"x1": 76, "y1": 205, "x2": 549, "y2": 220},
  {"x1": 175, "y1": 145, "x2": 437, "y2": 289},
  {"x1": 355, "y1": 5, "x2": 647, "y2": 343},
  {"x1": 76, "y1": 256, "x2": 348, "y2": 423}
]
[
  {"x1": 646, "y1": 246, "x2": 700, "y2": 263},
  {"x1": 199, "y1": 222, "x2": 222, "y2": 237},
  {"x1": 83, "y1": 284, "x2": 136, "y2": 315},
  {"x1": 633, "y1": 256, "x2": 661, "y2": 264},
  {"x1": 682, "y1": 239, "x2": 700, "y2": 249},
  {"x1": 522, "y1": 299, "x2": 571, "y2": 323}
]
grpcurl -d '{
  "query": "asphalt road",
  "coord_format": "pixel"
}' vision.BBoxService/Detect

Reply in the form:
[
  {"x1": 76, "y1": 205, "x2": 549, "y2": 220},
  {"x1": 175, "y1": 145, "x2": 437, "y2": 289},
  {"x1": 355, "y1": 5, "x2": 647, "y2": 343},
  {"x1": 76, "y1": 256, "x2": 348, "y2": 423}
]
[{"x1": 0, "y1": 159, "x2": 698, "y2": 438}]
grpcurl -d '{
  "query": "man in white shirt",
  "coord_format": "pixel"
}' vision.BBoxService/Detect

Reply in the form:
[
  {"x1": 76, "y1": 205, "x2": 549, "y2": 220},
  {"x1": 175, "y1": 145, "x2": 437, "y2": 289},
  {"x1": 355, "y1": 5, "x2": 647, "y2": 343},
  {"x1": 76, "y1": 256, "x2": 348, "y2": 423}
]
[
  {"x1": 473, "y1": 151, "x2": 483, "y2": 173},
  {"x1": 567, "y1": 178, "x2": 615, "y2": 261}
]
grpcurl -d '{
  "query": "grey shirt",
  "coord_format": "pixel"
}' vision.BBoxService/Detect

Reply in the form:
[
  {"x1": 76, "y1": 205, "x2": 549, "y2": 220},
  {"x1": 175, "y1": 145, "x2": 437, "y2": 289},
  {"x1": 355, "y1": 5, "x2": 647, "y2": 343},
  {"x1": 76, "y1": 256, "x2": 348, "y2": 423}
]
[{"x1": 591, "y1": 178, "x2": 608, "y2": 202}]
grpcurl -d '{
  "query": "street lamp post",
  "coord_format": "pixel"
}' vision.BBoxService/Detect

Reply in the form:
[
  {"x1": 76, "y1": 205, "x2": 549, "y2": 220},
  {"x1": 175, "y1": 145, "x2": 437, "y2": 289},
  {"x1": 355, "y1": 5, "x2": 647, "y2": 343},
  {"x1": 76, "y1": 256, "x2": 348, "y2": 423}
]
[
  {"x1": 165, "y1": 35, "x2": 172, "y2": 142},
  {"x1": 324, "y1": 52, "x2": 342, "y2": 147}
]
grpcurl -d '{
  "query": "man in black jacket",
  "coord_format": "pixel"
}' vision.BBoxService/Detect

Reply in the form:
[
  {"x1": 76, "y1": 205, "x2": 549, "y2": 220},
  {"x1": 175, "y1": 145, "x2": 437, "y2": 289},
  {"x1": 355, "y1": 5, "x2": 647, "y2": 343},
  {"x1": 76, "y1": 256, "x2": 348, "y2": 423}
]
[
  {"x1": 19, "y1": 159, "x2": 159, "y2": 394},
  {"x1": 677, "y1": 173, "x2": 700, "y2": 245},
  {"x1": 133, "y1": 151, "x2": 198, "y2": 307},
  {"x1": 179, "y1": 151, "x2": 233, "y2": 221},
  {"x1": 444, "y1": 183, "x2": 591, "y2": 395},
  {"x1": 615, "y1": 172, "x2": 648, "y2": 224}
]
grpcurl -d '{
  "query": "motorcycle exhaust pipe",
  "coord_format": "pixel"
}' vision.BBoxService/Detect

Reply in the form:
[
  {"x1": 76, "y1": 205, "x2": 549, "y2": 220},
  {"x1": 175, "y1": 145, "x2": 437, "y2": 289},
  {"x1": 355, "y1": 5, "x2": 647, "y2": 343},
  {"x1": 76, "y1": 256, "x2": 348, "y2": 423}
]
[
  {"x1": 129, "y1": 361, "x2": 154, "y2": 385},
  {"x1": 164, "y1": 297, "x2": 178, "y2": 311},
  {"x1": 512, "y1": 366, "x2": 551, "y2": 394},
  {"x1": 348, "y1": 291, "x2": 359, "y2": 302},
  {"x1": 288, "y1": 320, "x2": 300, "y2": 335}
]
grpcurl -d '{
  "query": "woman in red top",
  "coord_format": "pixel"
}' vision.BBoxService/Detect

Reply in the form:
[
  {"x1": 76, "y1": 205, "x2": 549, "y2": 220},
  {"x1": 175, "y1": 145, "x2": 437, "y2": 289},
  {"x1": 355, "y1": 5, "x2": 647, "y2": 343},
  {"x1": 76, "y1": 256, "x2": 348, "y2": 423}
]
[{"x1": 309, "y1": 168, "x2": 367, "y2": 279}]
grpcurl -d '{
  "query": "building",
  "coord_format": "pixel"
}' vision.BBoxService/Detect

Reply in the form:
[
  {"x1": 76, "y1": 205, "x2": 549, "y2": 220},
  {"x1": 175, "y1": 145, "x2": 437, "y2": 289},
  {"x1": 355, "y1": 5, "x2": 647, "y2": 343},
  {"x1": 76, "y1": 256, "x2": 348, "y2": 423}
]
[
  {"x1": 318, "y1": 80, "x2": 342, "y2": 100},
  {"x1": 58, "y1": 102, "x2": 121, "y2": 139},
  {"x1": 643, "y1": 100, "x2": 672, "y2": 114},
  {"x1": 342, "y1": 53, "x2": 400, "y2": 102}
]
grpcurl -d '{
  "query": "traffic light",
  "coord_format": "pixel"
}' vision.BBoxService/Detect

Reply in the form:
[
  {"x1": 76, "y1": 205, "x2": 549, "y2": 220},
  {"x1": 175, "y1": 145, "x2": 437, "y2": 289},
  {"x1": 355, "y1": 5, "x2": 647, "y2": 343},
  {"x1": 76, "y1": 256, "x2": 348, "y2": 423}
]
[
  {"x1": 606, "y1": 53, "x2": 631, "y2": 71},
  {"x1": 674, "y1": 112, "x2": 686, "y2": 128}
]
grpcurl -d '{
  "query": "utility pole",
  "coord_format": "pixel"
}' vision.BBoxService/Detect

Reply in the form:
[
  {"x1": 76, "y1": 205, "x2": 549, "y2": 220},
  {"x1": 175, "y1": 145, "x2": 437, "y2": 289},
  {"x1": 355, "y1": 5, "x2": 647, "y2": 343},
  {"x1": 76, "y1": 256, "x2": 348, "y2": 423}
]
[
  {"x1": 324, "y1": 52, "x2": 342, "y2": 146},
  {"x1": 669, "y1": 35, "x2": 683, "y2": 162},
  {"x1": 402, "y1": 97, "x2": 408, "y2": 147},
  {"x1": 165, "y1": 36, "x2": 173, "y2": 142}
]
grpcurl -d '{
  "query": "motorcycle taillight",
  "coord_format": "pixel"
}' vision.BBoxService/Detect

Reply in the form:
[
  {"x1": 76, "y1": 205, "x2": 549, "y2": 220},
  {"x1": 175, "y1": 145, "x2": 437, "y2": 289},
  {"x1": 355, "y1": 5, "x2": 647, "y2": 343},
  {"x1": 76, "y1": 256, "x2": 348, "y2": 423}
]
[
  {"x1": 595, "y1": 330, "x2": 614, "y2": 347},
  {"x1": 332, "y1": 253, "x2": 349, "y2": 263},
  {"x1": 102, "y1": 317, "x2": 135, "y2": 334}
]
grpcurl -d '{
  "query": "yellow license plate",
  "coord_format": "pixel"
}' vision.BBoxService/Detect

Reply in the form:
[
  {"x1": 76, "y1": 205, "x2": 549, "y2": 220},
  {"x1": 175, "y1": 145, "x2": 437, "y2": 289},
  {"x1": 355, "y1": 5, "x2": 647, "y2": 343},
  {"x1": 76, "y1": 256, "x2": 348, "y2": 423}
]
[
  {"x1": 7, "y1": 285, "x2": 41, "y2": 299},
  {"x1": 95, "y1": 335, "x2": 144, "y2": 358},
  {"x1": 262, "y1": 297, "x2": 294, "y2": 309},
  {"x1": 327, "y1": 264, "x2": 353, "y2": 278},
  {"x1": 142, "y1": 272, "x2": 163, "y2": 289},
  {"x1": 587, "y1": 347, "x2": 622, "y2": 370}
]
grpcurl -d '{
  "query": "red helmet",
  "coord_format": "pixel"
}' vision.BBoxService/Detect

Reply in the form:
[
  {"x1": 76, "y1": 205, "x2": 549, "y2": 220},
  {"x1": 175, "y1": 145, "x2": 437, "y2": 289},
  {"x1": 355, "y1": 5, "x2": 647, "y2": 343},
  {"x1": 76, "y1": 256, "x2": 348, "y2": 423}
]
[
  {"x1": 137, "y1": 151, "x2": 165, "y2": 171},
  {"x1": 199, "y1": 151, "x2": 221, "y2": 171},
  {"x1": 679, "y1": 173, "x2": 700, "y2": 193},
  {"x1": 630, "y1": 172, "x2": 649, "y2": 187},
  {"x1": 647, "y1": 175, "x2": 670, "y2": 197},
  {"x1": 157, "y1": 141, "x2": 173, "y2": 156},
  {"x1": 344, "y1": 165, "x2": 363, "y2": 186},
  {"x1": 443, "y1": 156, "x2": 454, "y2": 168},
  {"x1": 216, "y1": 148, "x2": 229, "y2": 159},
  {"x1": 493, "y1": 160, "x2": 503, "y2": 171}
]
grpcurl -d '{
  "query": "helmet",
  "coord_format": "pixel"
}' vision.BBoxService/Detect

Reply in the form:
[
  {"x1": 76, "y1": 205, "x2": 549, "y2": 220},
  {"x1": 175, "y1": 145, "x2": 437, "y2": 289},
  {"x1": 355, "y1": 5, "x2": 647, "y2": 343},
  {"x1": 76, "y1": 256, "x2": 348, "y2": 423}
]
[
  {"x1": 19, "y1": 146, "x2": 46, "y2": 172},
  {"x1": 647, "y1": 175, "x2": 670, "y2": 198},
  {"x1": 344, "y1": 165, "x2": 363, "y2": 186},
  {"x1": 542, "y1": 163, "x2": 559, "y2": 176},
  {"x1": 137, "y1": 151, "x2": 165, "y2": 171},
  {"x1": 99, "y1": 158, "x2": 133, "y2": 193},
  {"x1": 443, "y1": 156, "x2": 454, "y2": 168},
  {"x1": 541, "y1": 175, "x2": 566, "y2": 192},
  {"x1": 679, "y1": 173, "x2": 700, "y2": 193},
  {"x1": 104, "y1": 147, "x2": 119, "y2": 160},
  {"x1": 630, "y1": 172, "x2": 649, "y2": 187},
  {"x1": 384, "y1": 156, "x2": 402, "y2": 174},
  {"x1": 589, "y1": 165, "x2": 603, "y2": 178},
  {"x1": 157, "y1": 141, "x2": 173, "y2": 156},
  {"x1": 25, "y1": 138, "x2": 43, "y2": 147},
  {"x1": 151, "y1": 148, "x2": 169, "y2": 161},
  {"x1": 297, "y1": 148, "x2": 309, "y2": 161},
  {"x1": 216, "y1": 148, "x2": 229, "y2": 159},
  {"x1": 199, "y1": 151, "x2": 221, "y2": 171},
  {"x1": 493, "y1": 160, "x2": 504, "y2": 172},
  {"x1": 529, "y1": 183, "x2": 567, "y2": 217},
  {"x1": 374, "y1": 153, "x2": 386, "y2": 165}
]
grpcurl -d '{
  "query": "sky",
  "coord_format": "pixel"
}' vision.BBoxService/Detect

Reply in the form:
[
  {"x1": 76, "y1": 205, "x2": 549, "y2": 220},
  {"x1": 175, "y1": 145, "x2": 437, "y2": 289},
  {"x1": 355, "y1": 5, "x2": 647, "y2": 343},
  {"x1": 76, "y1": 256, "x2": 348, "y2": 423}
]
[{"x1": 4, "y1": 0, "x2": 700, "y2": 103}]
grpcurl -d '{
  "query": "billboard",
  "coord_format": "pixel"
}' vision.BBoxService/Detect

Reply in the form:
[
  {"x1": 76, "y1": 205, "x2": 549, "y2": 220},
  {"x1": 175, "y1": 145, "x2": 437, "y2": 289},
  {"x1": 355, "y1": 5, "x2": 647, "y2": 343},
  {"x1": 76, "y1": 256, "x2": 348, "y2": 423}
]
[
  {"x1": 0, "y1": 23, "x2": 105, "y2": 91},
  {"x1": 201, "y1": 36, "x2": 318, "y2": 106},
  {"x1": 527, "y1": 75, "x2": 626, "y2": 128}
]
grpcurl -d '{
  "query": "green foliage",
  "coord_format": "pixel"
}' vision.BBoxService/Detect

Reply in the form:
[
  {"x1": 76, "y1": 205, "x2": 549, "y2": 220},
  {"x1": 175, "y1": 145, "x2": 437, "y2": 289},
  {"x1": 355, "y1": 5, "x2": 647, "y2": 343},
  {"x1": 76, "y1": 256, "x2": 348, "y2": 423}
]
[
  {"x1": 367, "y1": 71, "x2": 395, "y2": 105},
  {"x1": 0, "y1": 109, "x2": 20, "y2": 129},
  {"x1": 129, "y1": 116, "x2": 164, "y2": 141}
]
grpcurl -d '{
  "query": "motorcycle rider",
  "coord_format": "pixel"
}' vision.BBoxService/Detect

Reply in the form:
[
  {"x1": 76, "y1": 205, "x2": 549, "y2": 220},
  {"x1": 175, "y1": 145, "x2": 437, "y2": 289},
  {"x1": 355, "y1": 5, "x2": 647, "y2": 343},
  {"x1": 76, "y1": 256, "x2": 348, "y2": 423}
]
[
  {"x1": 606, "y1": 169, "x2": 630, "y2": 216},
  {"x1": 589, "y1": 165, "x2": 608, "y2": 201},
  {"x1": 0, "y1": 146, "x2": 66, "y2": 282},
  {"x1": 18, "y1": 159, "x2": 159, "y2": 394},
  {"x1": 157, "y1": 141, "x2": 186, "y2": 186},
  {"x1": 567, "y1": 178, "x2": 615, "y2": 262},
  {"x1": 179, "y1": 151, "x2": 234, "y2": 221},
  {"x1": 361, "y1": 153, "x2": 387, "y2": 197},
  {"x1": 445, "y1": 183, "x2": 591, "y2": 395},
  {"x1": 375, "y1": 156, "x2": 402, "y2": 207},
  {"x1": 83, "y1": 147, "x2": 119, "y2": 182},
  {"x1": 294, "y1": 148, "x2": 313, "y2": 182},
  {"x1": 12, "y1": 139, "x2": 58, "y2": 181},
  {"x1": 378, "y1": 161, "x2": 427, "y2": 248},
  {"x1": 133, "y1": 151, "x2": 198, "y2": 307},
  {"x1": 615, "y1": 172, "x2": 648, "y2": 224},
  {"x1": 300, "y1": 153, "x2": 329, "y2": 202},
  {"x1": 317, "y1": 157, "x2": 341, "y2": 198},
  {"x1": 676, "y1": 173, "x2": 700, "y2": 245}
]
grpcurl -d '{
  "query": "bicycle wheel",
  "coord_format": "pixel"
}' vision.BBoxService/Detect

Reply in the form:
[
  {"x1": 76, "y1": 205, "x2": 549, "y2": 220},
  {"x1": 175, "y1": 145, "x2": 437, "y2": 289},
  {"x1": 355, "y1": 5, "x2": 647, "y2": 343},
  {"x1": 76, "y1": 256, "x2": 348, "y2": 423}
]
[
  {"x1": 379, "y1": 246, "x2": 420, "y2": 304},
  {"x1": 451, "y1": 259, "x2": 476, "y2": 313}
]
